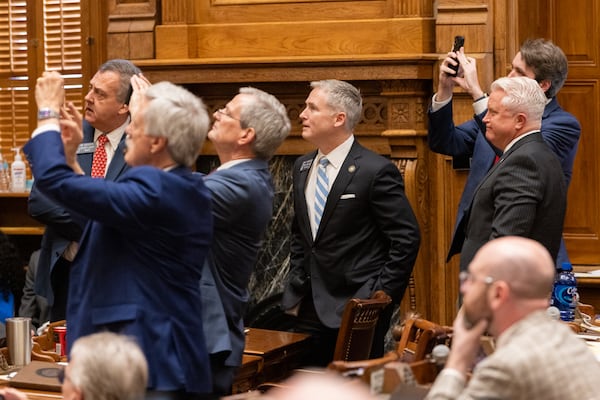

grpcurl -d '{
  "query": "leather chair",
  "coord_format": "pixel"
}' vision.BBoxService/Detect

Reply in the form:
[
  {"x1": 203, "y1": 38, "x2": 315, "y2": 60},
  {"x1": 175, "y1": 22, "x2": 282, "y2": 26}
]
[{"x1": 332, "y1": 294, "x2": 392, "y2": 362}]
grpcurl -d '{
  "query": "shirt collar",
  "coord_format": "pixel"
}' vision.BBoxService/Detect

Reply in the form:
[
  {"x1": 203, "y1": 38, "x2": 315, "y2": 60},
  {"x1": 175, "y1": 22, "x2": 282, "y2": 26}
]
[{"x1": 316, "y1": 135, "x2": 354, "y2": 170}]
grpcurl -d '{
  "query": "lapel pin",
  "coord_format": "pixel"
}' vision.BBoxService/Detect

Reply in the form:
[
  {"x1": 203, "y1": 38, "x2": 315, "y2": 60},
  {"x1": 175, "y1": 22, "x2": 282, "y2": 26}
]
[{"x1": 348, "y1": 165, "x2": 356, "y2": 173}]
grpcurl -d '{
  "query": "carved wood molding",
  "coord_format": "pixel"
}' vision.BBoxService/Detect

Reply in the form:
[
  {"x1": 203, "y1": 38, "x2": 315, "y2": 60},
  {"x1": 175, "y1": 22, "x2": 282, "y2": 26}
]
[{"x1": 107, "y1": 0, "x2": 157, "y2": 59}]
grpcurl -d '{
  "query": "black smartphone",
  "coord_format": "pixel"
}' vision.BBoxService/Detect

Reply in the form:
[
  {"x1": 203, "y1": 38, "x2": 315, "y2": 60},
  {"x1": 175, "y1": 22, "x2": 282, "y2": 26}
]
[{"x1": 448, "y1": 35, "x2": 465, "y2": 76}]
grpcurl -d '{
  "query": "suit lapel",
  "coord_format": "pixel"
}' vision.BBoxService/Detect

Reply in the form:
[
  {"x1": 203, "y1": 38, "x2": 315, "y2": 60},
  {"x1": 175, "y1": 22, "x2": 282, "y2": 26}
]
[
  {"x1": 105, "y1": 135, "x2": 128, "y2": 181},
  {"x1": 296, "y1": 152, "x2": 316, "y2": 242},
  {"x1": 315, "y1": 142, "x2": 361, "y2": 241},
  {"x1": 78, "y1": 122, "x2": 96, "y2": 175}
]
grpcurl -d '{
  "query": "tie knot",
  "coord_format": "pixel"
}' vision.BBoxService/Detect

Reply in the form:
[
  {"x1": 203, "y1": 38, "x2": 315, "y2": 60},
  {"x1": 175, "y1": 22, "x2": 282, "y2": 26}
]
[
  {"x1": 319, "y1": 157, "x2": 329, "y2": 167},
  {"x1": 97, "y1": 134, "x2": 109, "y2": 145}
]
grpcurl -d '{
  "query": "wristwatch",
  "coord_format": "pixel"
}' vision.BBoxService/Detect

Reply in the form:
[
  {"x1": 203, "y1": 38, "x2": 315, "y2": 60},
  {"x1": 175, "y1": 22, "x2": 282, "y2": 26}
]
[{"x1": 37, "y1": 108, "x2": 60, "y2": 120}]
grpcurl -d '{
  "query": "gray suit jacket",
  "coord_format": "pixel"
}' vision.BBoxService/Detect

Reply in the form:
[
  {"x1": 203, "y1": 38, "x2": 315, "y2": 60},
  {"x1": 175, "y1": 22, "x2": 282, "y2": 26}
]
[
  {"x1": 200, "y1": 159, "x2": 274, "y2": 367},
  {"x1": 460, "y1": 132, "x2": 566, "y2": 270},
  {"x1": 425, "y1": 311, "x2": 600, "y2": 400}
]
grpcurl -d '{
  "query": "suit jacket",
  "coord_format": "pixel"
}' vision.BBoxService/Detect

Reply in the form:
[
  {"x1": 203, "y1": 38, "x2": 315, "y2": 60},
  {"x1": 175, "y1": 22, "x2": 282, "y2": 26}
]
[
  {"x1": 425, "y1": 311, "x2": 600, "y2": 400},
  {"x1": 459, "y1": 132, "x2": 566, "y2": 270},
  {"x1": 24, "y1": 130, "x2": 214, "y2": 393},
  {"x1": 17, "y1": 249, "x2": 49, "y2": 328},
  {"x1": 28, "y1": 121, "x2": 128, "y2": 304},
  {"x1": 200, "y1": 159, "x2": 274, "y2": 368},
  {"x1": 282, "y1": 140, "x2": 420, "y2": 328},
  {"x1": 428, "y1": 98, "x2": 580, "y2": 263}
]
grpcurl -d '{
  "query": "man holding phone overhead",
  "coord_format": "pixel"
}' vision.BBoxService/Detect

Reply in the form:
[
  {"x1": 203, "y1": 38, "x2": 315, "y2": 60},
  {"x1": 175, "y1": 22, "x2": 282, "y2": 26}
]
[{"x1": 427, "y1": 38, "x2": 580, "y2": 267}]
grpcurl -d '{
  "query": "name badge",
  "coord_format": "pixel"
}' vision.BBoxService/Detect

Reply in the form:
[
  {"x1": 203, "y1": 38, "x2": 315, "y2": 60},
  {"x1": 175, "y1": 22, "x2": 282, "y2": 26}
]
[
  {"x1": 300, "y1": 159, "x2": 313, "y2": 172},
  {"x1": 76, "y1": 142, "x2": 96, "y2": 154}
]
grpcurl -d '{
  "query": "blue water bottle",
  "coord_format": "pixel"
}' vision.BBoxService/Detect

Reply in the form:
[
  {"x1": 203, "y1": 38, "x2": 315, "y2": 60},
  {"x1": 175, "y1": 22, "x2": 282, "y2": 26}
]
[{"x1": 550, "y1": 262, "x2": 578, "y2": 322}]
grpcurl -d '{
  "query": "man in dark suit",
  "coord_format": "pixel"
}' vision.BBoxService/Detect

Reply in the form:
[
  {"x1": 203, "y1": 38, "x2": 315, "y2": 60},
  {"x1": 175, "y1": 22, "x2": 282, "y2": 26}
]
[
  {"x1": 281, "y1": 79, "x2": 421, "y2": 366},
  {"x1": 459, "y1": 76, "x2": 567, "y2": 270},
  {"x1": 28, "y1": 59, "x2": 139, "y2": 322},
  {"x1": 428, "y1": 38, "x2": 580, "y2": 265},
  {"x1": 200, "y1": 87, "x2": 291, "y2": 395},
  {"x1": 25, "y1": 72, "x2": 213, "y2": 397}
]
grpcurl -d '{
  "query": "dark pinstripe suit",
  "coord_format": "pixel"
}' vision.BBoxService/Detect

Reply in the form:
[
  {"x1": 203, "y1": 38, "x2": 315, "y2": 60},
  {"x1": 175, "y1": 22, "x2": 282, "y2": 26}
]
[{"x1": 459, "y1": 132, "x2": 566, "y2": 271}]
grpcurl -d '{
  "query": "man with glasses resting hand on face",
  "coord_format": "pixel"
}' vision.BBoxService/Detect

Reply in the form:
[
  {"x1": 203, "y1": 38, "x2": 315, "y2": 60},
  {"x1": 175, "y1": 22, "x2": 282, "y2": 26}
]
[{"x1": 425, "y1": 236, "x2": 600, "y2": 400}]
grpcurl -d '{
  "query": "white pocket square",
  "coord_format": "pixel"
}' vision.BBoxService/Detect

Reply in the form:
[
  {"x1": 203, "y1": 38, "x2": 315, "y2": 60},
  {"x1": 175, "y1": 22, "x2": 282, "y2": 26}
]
[{"x1": 340, "y1": 194, "x2": 356, "y2": 199}]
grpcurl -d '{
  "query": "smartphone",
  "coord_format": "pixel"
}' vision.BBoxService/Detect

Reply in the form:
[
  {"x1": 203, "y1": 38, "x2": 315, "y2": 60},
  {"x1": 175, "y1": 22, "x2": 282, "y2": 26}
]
[{"x1": 448, "y1": 35, "x2": 465, "y2": 76}]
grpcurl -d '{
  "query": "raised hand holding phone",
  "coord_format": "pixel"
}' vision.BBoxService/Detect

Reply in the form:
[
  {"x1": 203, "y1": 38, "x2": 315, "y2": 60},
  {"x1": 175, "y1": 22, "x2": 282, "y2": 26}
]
[{"x1": 448, "y1": 35, "x2": 465, "y2": 76}]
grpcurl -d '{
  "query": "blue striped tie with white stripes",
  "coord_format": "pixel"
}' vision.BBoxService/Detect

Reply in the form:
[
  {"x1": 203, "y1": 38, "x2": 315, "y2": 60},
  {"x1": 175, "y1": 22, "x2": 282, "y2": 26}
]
[{"x1": 314, "y1": 157, "x2": 329, "y2": 228}]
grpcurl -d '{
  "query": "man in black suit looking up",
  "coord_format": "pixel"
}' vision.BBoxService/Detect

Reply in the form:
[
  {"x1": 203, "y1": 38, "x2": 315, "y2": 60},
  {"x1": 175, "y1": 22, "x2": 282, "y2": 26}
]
[{"x1": 282, "y1": 79, "x2": 421, "y2": 366}]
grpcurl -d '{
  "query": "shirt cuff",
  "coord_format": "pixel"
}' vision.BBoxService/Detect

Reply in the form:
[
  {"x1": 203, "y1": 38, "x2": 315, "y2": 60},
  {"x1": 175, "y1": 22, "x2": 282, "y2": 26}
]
[
  {"x1": 439, "y1": 368, "x2": 467, "y2": 384},
  {"x1": 473, "y1": 96, "x2": 489, "y2": 115},
  {"x1": 32, "y1": 123, "x2": 60, "y2": 138},
  {"x1": 431, "y1": 93, "x2": 452, "y2": 113}
]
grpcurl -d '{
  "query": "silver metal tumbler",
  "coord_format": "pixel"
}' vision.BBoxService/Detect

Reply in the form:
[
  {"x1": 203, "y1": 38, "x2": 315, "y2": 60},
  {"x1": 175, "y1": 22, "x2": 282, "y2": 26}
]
[{"x1": 6, "y1": 317, "x2": 32, "y2": 367}]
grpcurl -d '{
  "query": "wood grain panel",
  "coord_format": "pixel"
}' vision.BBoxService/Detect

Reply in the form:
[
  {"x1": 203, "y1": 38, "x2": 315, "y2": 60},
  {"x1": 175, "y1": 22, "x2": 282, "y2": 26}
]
[
  {"x1": 559, "y1": 81, "x2": 600, "y2": 265},
  {"x1": 156, "y1": 18, "x2": 434, "y2": 59}
]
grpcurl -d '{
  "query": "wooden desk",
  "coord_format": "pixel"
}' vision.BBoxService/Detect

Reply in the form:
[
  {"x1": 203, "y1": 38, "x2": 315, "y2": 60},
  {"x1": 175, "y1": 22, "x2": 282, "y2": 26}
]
[
  {"x1": 232, "y1": 328, "x2": 311, "y2": 393},
  {"x1": 0, "y1": 380, "x2": 62, "y2": 399},
  {"x1": 0, "y1": 192, "x2": 44, "y2": 263},
  {"x1": 576, "y1": 274, "x2": 600, "y2": 312}
]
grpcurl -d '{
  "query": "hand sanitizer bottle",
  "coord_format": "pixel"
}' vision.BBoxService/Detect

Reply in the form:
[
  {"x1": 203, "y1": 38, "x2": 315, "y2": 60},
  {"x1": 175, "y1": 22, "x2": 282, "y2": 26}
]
[{"x1": 10, "y1": 147, "x2": 26, "y2": 192}]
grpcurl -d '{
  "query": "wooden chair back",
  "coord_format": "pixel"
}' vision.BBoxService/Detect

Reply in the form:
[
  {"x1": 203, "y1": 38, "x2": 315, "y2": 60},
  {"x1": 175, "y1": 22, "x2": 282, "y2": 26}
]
[
  {"x1": 332, "y1": 295, "x2": 392, "y2": 362},
  {"x1": 394, "y1": 316, "x2": 452, "y2": 363}
]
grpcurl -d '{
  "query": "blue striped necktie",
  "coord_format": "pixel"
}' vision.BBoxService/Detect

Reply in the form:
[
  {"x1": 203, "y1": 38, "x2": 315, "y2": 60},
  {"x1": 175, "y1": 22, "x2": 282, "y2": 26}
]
[{"x1": 314, "y1": 157, "x2": 330, "y2": 228}]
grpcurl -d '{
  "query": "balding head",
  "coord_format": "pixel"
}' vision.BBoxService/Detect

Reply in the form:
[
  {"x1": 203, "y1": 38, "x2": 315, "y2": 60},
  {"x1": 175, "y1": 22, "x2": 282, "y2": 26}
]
[{"x1": 472, "y1": 236, "x2": 555, "y2": 300}]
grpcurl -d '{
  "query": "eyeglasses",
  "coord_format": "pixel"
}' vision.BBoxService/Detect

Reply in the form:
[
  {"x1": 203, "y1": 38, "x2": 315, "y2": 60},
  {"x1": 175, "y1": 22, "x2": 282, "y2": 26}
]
[
  {"x1": 459, "y1": 271, "x2": 495, "y2": 286},
  {"x1": 216, "y1": 108, "x2": 241, "y2": 122},
  {"x1": 57, "y1": 367, "x2": 68, "y2": 384}
]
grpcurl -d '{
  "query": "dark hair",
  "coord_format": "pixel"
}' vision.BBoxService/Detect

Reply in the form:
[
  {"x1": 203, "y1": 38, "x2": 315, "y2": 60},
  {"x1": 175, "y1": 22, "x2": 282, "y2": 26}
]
[
  {"x1": 0, "y1": 232, "x2": 24, "y2": 303},
  {"x1": 519, "y1": 38, "x2": 568, "y2": 99},
  {"x1": 97, "y1": 59, "x2": 142, "y2": 104}
]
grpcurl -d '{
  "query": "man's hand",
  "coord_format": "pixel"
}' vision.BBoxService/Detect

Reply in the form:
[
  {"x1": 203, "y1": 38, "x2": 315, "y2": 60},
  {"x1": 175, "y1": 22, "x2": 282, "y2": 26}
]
[
  {"x1": 444, "y1": 307, "x2": 488, "y2": 374},
  {"x1": 128, "y1": 74, "x2": 152, "y2": 120},
  {"x1": 59, "y1": 102, "x2": 84, "y2": 174},
  {"x1": 435, "y1": 51, "x2": 461, "y2": 102},
  {"x1": 453, "y1": 52, "x2": 486, "y2": 101},
  {"x1": 35, "y1": 71, "x2": 64, "y2": 113}
]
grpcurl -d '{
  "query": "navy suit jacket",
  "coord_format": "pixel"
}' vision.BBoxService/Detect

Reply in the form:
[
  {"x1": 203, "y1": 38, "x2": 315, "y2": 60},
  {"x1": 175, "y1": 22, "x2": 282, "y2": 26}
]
[
  {"x1": 28, "y1": 121, "x2": 128, "y2": 304},
  {"x1": 459, "y1": 132, "x2": 567, "y2": 270},
  {"x1": 428, "y1": 97, "x2": 580, "y2": 263},
  {"x1": 200, "y1": 159, "x2": 273, "y2": 368},
  {"x1": 24, "y1": 130, "x2": 214, "y2": 393},
  {"x1": 282, "y1": 140, "x2": 420, "y2": 328}
]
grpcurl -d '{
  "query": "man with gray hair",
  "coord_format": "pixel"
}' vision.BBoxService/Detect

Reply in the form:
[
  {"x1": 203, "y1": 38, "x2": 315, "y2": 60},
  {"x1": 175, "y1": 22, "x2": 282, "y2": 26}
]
[
  {"x1": 0, "y1": 331, "x2": 148, "y2": 400},
  {"x1": 459, "y1": 76, "x2": 567, "y2": 270},
  {"x1": 24, "y1": 72, "x2": 213, "y2": 397},
  {"x1": 200, "y1": 87, "x2": 291, "y2": 394},
  {"x1": 426, "y1": 236, "x2": 600, "y2": 399},
  {"x1": 282, "y1": 79, "x2": 420, "y2": 366}
]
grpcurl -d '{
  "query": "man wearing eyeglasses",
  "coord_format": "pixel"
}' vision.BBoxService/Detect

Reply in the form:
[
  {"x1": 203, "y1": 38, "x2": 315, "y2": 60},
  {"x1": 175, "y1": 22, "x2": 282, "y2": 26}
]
[
  {"x1": 426, "y1": 236, "x2": 600, "y2": 399},
  {"x1": 200, "y1": 88, "x2": 291, "y2": 395}
]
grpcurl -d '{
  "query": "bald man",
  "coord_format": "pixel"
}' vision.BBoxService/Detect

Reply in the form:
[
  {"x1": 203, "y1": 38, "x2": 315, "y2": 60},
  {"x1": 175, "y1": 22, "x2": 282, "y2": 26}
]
[{"x1": 426, "y1": 236, "x2": 600, "y2": 400}]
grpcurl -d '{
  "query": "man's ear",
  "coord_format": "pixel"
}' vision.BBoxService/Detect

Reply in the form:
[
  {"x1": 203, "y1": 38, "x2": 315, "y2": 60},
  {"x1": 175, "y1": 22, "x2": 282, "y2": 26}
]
[
  {"x1": 514, "y1": 112, "x2": 527, "y2": 130},
  {"x1": 539, "y1": 80, "x2": 551, "y2": 94},
  {"x1": 118, "y1": 103, "x2": 130, "y2": 115},
  {"x1": 488, "y1": 281, "x2": 510, "y2": 309},
  {"x1": 149, "y1": 136, "x2": 167, "y2": 154},
  {"x1": 239, "y1": 127, "x2": 256, "y2": 146},
  {"x1": 333, "y1": 111, "x2": 346, "y2": 128}
]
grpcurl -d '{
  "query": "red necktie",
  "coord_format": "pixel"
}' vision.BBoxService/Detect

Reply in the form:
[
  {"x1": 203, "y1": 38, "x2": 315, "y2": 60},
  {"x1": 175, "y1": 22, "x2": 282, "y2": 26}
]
[
  {"x1": 493, "y1": 155, "x2": 500, "y2": 165},
  {"x1": 91, "y1": 134, "x2": 109, "y2": 178}
]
